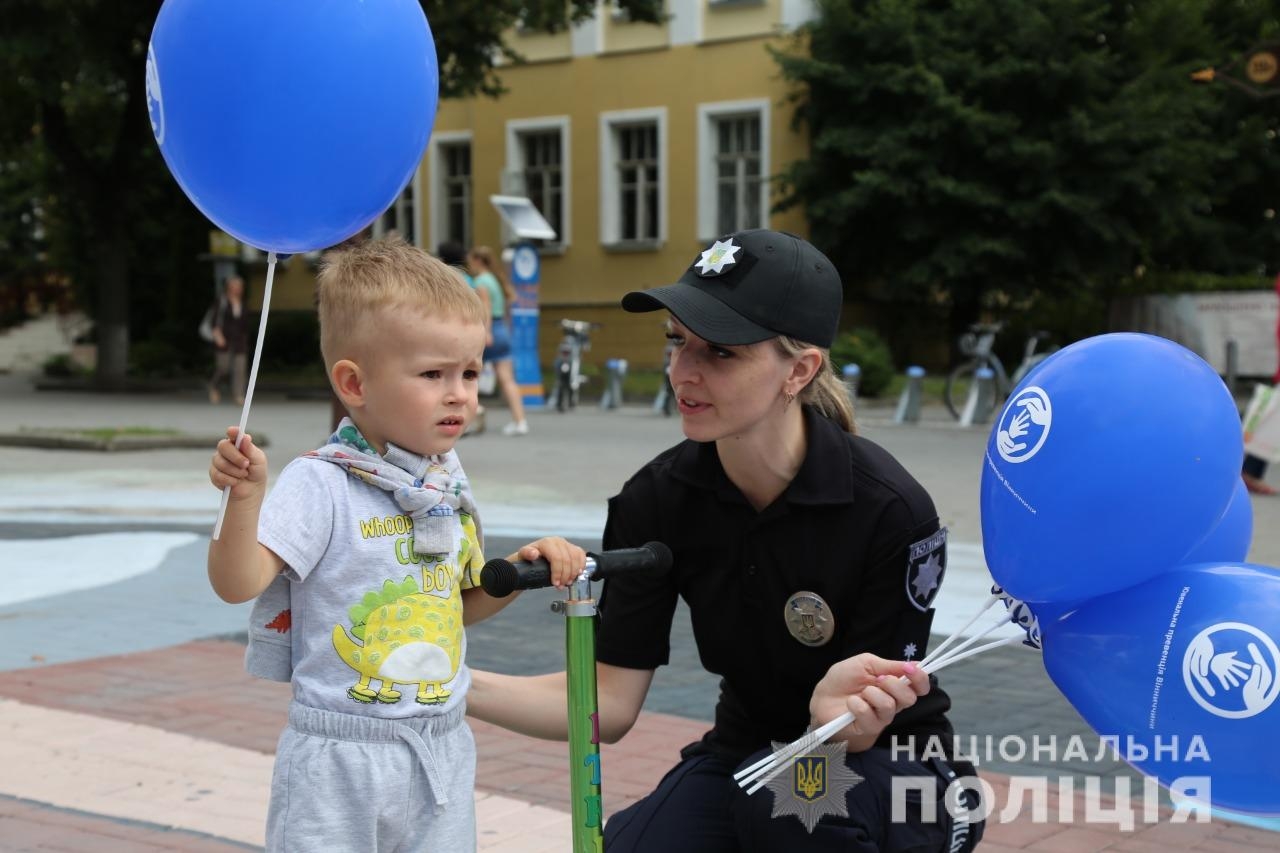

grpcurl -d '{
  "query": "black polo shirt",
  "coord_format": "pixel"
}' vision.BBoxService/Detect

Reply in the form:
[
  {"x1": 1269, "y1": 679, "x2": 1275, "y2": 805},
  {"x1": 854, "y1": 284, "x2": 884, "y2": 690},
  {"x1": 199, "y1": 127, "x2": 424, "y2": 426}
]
[{"x1": 597, "y1": 405, "x2": 957, "y2": 761}]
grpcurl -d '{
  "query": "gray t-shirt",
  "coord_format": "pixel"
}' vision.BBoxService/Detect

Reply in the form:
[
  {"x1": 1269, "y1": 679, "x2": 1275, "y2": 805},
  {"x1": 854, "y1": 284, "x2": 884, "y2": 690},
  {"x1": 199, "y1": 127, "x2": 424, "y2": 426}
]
[{"x1": 259, "y1": 457, "x2": 483, "y2": 718}]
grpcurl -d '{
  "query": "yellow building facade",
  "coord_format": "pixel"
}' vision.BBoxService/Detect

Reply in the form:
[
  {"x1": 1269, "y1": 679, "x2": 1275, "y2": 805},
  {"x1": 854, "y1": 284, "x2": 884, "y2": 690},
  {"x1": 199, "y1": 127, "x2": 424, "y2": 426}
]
[
  {"x1": 421, "y1": 0, "x2": 816, "y2": 367},
  {"x1": 244, "y1": 0, "x2": 817, "y2": 371}
]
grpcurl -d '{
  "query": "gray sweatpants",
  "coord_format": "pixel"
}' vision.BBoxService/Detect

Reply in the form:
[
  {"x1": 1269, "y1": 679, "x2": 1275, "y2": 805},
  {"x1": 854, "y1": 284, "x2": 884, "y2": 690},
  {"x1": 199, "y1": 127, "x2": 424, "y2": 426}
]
[{"x1": 267, "y1": 701, "x2": 476, "y2": 853}]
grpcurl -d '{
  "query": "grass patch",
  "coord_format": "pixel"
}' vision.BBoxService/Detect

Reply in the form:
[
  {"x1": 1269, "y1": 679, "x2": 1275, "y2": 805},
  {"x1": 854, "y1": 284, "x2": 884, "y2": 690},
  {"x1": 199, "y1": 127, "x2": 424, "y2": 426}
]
[
  {"x1": 257, "y1": 362, "x2": 329, "y2": 387},
  {"x1": 20, "y1": 426, "x2": 183, "y2": 440},
  {"x1": 880, "y1": 374, "x2": 949, "y2": 405}
]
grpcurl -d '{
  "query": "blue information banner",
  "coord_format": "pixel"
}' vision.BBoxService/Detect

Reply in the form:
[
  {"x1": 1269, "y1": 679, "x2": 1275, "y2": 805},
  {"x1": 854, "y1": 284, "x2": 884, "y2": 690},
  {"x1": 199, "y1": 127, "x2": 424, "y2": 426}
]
[{"x1": 508, "y1": 242, "x2": 544, "y2": 409}]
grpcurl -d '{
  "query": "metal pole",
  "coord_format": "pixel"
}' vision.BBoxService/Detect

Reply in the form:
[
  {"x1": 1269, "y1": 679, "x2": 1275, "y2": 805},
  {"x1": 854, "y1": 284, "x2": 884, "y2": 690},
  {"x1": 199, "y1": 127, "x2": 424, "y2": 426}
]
[
  {"x1": 959, "y1": 366, "x2": 997, "y2": 428},
  {"x1": 842, "y1": 363, "x2": 860, "y2": 408},
  {"x1": 563, "y1": 564, "x2": 604, "y2": 852},
  {"x1": 1225, "y1": 339, "x2": 1238, "y2": 398},
  {"x1": 894, "y1": 366, "x2": 925, "y2": 424},
  {"x1": 600, "y1": 358, "x2": 626, "y2": 410}
]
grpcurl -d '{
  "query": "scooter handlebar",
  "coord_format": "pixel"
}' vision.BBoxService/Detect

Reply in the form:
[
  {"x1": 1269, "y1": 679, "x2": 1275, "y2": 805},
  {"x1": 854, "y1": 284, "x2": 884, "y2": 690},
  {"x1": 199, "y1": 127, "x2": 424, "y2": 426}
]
[{"x1": 479, "y1": 541, "x2": 673, "y2": 597}]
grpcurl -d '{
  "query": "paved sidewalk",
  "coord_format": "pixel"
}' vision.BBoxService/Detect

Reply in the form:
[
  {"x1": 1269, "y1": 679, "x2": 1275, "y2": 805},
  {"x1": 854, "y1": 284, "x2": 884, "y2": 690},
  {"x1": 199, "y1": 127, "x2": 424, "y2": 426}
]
[
  {"x1": 1, "y1": 375, "x2": 1279, "y2": 850},
  {"x1": 0, "y1": 640, "x2": 1276, "y2": 852}
]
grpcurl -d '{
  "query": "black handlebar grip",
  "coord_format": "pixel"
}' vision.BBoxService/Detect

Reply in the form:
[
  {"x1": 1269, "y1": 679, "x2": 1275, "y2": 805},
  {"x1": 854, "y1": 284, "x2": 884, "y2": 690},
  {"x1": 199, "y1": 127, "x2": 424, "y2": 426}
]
[
  {"x1": 588, "y1": 541, "x2": 674, "y2": 580},
  {"x1": 479, "y1": 541, "x2": 673, "y2": 596},
  {"x1": 480, "y1": 557, "x2": 552, "y2": 597}
]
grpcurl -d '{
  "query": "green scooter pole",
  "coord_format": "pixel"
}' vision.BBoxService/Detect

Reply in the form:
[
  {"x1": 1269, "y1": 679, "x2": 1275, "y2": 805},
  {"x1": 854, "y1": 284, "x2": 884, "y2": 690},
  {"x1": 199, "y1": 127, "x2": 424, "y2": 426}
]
[
  {"x1": 479, "y1": 543, "x2": 672, "y2": 852},
  {"x1": 559, "y1": 566, "x2": 604, "y2": 851}
]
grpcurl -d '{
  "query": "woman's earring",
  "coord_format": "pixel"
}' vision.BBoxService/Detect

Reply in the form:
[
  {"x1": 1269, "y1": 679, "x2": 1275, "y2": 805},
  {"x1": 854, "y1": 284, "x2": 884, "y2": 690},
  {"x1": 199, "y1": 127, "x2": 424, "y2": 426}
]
[{"x1": 783, "y1": 390, "x2": 796, "y2": 410}]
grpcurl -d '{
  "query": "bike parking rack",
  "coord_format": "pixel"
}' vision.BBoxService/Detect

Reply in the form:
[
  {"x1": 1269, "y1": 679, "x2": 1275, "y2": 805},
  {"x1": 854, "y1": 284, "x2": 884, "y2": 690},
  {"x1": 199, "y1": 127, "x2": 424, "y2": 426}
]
[
  {"x1": 958, "y1": 366, "x2": 997, "y2": 428},
  {"x1": 600, "y1": 358, "x2": 627, "y2": 410},
  {"x1": 894, "y1": 365, "x2": 925, "y2": 424},
  {"x1": 843, "y1": 363, "x2": 861, "y2": 408}
]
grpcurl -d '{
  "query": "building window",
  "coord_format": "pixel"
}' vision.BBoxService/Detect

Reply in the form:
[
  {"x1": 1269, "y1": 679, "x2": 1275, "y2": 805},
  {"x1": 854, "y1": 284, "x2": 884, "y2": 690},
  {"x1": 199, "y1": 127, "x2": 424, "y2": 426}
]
[
  {"x1": 600, "y1": 108, "x2": 667, "y2": 247},
  {"x1": 373, "y1": 182, "x2": 418, "y2": 245},
  {"x1": 524, "y1": 132, "x2": 562, "y2": 238},
  {"x1": 618, "y1": 124, "x2": 659, "y2": 241},
  {"x1": 506, "y1": 118, "x2": 569, "y2": 249},
  {"x1": 442, "y1": 142, "x2": 472, "y2": 248},
  {"x1": 697, "y1": 100, "x2": 769, "y2": 241},
  {"x1": 714, "y1": 114, "x2": 762, "y2": 234},
  {"x1": 430, "y1": 134, "x2": 473, "y2": 252}
]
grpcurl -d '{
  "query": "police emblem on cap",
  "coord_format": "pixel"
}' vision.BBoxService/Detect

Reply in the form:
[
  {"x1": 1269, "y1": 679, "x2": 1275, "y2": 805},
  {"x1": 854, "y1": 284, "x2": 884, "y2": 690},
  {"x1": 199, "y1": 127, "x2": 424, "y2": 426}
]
[
  {"x1": 906, "y1": 528, "x2": 947, "y2": 612},
  {"x1": 784, "y1": 591, "x2": 834, "y2": 646},
  {"x1": 693, "y1": 238, "x2": 742, "y2": 277}
]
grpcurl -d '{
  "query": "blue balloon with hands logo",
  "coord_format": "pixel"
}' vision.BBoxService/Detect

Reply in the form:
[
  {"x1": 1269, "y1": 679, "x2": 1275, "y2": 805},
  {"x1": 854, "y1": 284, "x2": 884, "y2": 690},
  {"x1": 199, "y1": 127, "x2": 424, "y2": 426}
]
[
  {"x1": 980, "y1": 333, "x2": 1242, "y2": 604},
  {"x1": 146, "y1": 0, "x2": 438, "y2": 253},
  {"x1": 1042, "y1": 563, "x2": 1280, "y2": 815}
]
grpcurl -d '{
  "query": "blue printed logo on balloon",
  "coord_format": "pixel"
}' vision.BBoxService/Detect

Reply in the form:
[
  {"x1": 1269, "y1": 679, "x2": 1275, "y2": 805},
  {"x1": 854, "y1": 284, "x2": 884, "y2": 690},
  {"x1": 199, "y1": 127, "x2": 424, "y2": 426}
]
[
  {"x1": 145, "y1": 44, "x2": 164, "y2": 146},
  {"x1": 1182, "y1": 622, "x2": 1279, "y2": 719},
  {"x1": 996, "y1": 386, "x2": 1052, "y2": 464}
]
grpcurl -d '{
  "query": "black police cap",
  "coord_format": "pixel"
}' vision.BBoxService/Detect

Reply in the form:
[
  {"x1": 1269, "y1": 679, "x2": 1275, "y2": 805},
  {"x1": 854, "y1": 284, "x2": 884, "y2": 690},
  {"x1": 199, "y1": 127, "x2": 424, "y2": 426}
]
[{"x1": 621, "y1": 229, "x2": 842, "y2": 348}]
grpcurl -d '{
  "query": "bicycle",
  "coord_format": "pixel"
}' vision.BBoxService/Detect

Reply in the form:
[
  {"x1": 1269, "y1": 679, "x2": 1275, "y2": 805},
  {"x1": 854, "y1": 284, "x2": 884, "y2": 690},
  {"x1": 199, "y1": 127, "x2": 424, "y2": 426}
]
[
  {"x1": 943, "y1": 322, "x2": 1057, "y2": 420},
  {"x1": 550, "y1": 319, "x2": 600, "y2": 412}
]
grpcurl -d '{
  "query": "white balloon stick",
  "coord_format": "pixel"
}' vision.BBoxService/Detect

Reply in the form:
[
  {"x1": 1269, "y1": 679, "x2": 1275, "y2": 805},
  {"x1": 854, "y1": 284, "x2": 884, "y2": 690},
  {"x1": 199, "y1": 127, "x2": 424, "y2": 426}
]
[{"x1": 212, "y1": 251, "x2": 278, "y2": 540}]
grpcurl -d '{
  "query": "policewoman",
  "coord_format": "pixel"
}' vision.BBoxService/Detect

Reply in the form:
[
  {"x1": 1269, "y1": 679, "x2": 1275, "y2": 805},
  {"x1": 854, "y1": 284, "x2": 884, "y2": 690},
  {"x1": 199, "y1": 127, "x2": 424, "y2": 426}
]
[{"x1": 467, "y1": 229, "x2": 981, "y2": 852}]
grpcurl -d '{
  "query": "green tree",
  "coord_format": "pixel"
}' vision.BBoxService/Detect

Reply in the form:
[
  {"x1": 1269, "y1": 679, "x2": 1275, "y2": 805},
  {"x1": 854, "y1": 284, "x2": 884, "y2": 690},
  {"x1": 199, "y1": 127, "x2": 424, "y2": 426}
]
[
  {"x1": 773, "y1": 0, "x2": 1280, "y2": 357},
  {"x1": 0, "y1": 0, "x2": 661, "y2": 386}
]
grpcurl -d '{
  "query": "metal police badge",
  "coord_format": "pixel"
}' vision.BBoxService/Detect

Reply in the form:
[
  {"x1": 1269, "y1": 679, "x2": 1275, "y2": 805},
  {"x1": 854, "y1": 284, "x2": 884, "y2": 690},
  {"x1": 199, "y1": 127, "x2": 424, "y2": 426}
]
[
  {"x1": 765, "y1": 739, "x2": 863, "y2": 832},
  {"x1": 693, "y1": 238, "x2": 741, "y2": 276},
  {"x1": 906, "y1": 528, "x2": 947, "y2": 612},
  {"x1": 784, "y1": 591, "x2": 835, "y2": 647}
]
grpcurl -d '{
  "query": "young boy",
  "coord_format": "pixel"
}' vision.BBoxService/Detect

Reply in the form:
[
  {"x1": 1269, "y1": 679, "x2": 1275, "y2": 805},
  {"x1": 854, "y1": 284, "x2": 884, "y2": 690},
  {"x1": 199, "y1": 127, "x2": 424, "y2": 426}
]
[{"x1": 208, "y1": 237, "x2": 583, "y2": 852}]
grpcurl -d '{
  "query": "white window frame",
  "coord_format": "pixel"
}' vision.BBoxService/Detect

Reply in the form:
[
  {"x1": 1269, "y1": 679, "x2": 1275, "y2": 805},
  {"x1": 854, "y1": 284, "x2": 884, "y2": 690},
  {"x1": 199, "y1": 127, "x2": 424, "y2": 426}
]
[
  {"x1": 781, "y1": 0, "x2": 820, "y2": 30},
  {"x1": 697, "y1": 99, "x2": 770, "y2": 242},
  {"x1": 505, "y1": 116, "x2": 571, "y2": 250},
  {"x1": 670, "y1": 0, "x2": 701, "y2": 45},
  {"x1": 372, "y1": 170, "x2": 422, "y2": 246},
  {"x1": 429, "y1": 130, "x2": 474, "y2": 253},
  {"x1": 599, "y1": 107, "x2": 668, "y2": 248}
]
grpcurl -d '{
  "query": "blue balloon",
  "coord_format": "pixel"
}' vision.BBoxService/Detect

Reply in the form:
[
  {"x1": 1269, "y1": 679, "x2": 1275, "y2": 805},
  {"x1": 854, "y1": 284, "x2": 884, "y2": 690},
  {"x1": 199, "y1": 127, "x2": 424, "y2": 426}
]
[
  {"x1": 1043, "y1": 563, "x2": 1280, "y2": 815},
  {"x1": 147, "y1": 0, "x2": 437, "y2": 253},
  {"x1": 1199, "y1": 806, "x2": 1280, "y2": 831},
  {"x1": 1183, "y1": 477, "x2": 1253, "y2": 565},
  {"x1": 980, "y1": 333, "x2": 1242, "y2": 603}
]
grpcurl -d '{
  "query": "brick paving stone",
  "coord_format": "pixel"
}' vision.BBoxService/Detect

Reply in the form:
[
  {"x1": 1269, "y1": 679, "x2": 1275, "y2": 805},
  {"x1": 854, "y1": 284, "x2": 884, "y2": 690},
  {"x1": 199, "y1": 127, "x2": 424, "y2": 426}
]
[
  {"x1": 1032, "y1": 827, "x2": 1148, "y2": 851},
  {"x1": 1108, "y1": 839, "x2": 1181, "y2": 853},
  {"x1": 1221, "y1": 829, "x2": 1280, "y2": 848},
  {"x1": 1190, "y1": 838, "x2": 1280, "y2": 853},
  {"x1": 0, "y1": 795, "x2": 255, "y2": 852},
  {"x1": 981, "y1": 819, "x2": 1070, "y2": 848},
  {"x1": 1, "y1": 638, "x2": 1278, "y2": 851}
]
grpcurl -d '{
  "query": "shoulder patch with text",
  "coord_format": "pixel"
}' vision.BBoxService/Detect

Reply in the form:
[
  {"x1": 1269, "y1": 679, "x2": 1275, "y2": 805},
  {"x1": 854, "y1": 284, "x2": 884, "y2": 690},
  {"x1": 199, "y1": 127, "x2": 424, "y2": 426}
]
[{"x1": 906, "y1": 528, "x2": 947, "y2": 612}]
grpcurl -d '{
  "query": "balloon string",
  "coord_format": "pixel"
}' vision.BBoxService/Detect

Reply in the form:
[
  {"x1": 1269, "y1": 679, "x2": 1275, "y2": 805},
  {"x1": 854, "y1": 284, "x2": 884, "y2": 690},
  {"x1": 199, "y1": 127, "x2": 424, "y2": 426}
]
[
  {"x1": 919, "y1": 605, "x2": 1018, "y2": 672},
  {"x1": 917, "y1": 593, "x2": 1000, "y2": 671},
  {"x1": 925, "y1": 634, "x2": 1025, "y2": 672},
  {"x1": 212, "y1": 251, "x2": 278, "y2": 540},
  {"x1": 738, "y1": 629, "x2": 1031, "y2": 796}
]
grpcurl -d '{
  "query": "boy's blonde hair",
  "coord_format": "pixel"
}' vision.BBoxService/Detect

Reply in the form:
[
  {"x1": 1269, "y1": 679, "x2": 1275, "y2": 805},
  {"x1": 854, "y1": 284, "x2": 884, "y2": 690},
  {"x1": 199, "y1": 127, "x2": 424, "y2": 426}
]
[{"x1": 316, "y1": 236, "x2": 484, "y2": 367}]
